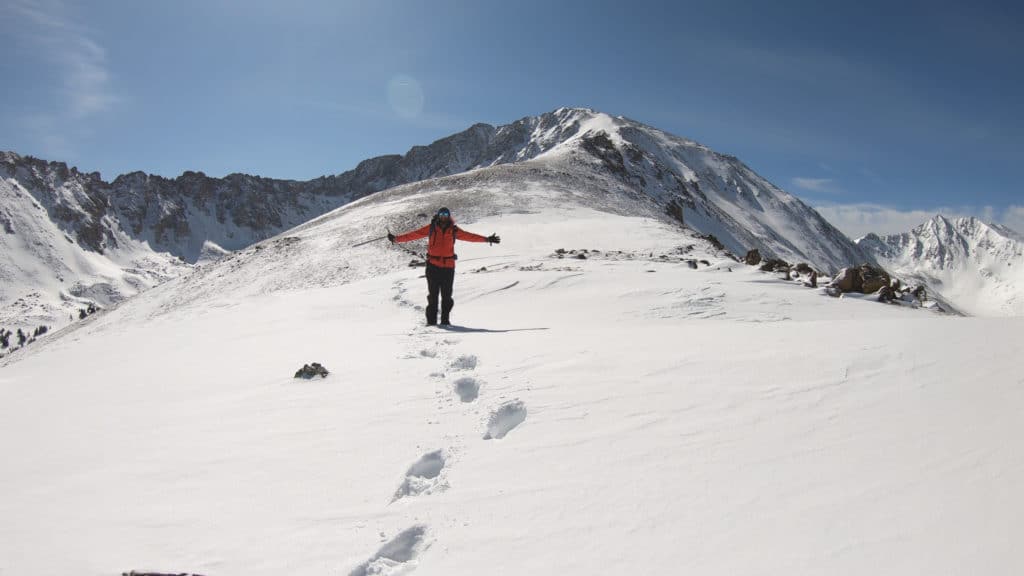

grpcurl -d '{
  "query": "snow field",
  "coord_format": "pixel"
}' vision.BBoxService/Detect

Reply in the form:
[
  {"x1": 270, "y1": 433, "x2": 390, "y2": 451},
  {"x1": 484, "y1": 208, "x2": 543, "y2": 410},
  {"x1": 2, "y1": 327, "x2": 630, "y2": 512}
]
[{"x1": 1, "y1": 210, "x2": 1022, "y2": 575}]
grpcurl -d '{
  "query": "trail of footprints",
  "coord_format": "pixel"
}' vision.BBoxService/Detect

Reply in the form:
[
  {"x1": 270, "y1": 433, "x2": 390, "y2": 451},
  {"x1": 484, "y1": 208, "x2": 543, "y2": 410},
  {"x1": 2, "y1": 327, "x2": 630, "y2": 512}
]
[{"x1": 351, "y1": 287, "x2": 527, "y2": 574}]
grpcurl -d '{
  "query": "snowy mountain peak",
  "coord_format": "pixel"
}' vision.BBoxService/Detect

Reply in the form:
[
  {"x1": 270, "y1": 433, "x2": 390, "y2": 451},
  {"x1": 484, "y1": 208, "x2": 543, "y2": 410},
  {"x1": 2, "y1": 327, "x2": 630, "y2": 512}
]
[
  {"x1": 857, "y1": 214, "x2": 1024, "y2": 316},
  {"x1": 3, "y1": 107, "x2": 876, "y2": 332}
]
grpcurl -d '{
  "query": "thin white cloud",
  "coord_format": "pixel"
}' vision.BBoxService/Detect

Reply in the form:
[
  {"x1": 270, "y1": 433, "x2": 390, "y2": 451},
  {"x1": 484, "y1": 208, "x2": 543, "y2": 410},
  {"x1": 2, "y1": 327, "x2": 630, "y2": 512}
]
[
  {"x1": 9, "y1": 0, "x2": 118, "y2": 153},
  {"x1": 62, "y1": 36, "x2": 116, "y2": 118},
  {"x1": 792, "y1": 177, "x2": 841, "y2": 194},
  {"x1": 814, "y1": 202, "x2": 1024, "y2": 239},
  {"x1": 1002, "y1": 206, "x2": 1024, "y2": 236}
]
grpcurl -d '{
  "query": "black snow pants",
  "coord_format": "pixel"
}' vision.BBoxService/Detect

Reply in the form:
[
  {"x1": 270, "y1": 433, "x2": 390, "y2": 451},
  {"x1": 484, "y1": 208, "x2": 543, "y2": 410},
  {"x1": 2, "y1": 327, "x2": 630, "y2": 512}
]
[{"x1": 425, "y1": 263, "x2": 455, "y2": 325}]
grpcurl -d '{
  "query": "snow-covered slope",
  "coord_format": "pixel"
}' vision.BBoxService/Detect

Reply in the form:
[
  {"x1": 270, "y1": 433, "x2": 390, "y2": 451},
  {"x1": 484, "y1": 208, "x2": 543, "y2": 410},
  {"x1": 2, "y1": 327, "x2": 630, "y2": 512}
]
[
  {"x1": 507, "y1": 108, "x2": 871, "y2": 271},
  {"x1": 365, "y1": 107, "x2": 870, "y2": 271},
  {"x1": 2, "y1": 108, "x2": 871, "y2": 334},
  {"x1": 0, "y1": 158, "x2": 187, "y2": 332},
  {"x1": 2, "y1": 182, "x2": 1022, "y2": 575},
  {"x1": 858, "y1": 215, "x2": 1024, "y2": 316}
]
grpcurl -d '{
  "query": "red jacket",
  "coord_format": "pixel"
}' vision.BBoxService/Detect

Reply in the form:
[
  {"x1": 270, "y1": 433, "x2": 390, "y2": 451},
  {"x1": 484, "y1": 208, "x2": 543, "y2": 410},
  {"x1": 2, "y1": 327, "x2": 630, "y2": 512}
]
[{"x1": 394, "y1": 219, "x2": 489, "y2": 268}]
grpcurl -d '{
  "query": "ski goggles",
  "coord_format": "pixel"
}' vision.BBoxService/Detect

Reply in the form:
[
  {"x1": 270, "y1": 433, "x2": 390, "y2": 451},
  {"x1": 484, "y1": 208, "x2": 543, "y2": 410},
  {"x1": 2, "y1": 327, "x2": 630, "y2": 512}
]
[{"x1": 437, "y1": 209, "x2": 451, "y2": 218}]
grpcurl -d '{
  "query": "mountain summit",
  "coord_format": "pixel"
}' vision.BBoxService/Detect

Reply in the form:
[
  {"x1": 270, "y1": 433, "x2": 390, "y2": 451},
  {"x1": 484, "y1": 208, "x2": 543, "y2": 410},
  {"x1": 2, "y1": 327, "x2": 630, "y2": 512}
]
[
  {"x1": 2, "y1": 108, "x2": 869, "y2": 330},
  {"x1": 857, "y1": 215, "x2": 1024, "y2": 316}
]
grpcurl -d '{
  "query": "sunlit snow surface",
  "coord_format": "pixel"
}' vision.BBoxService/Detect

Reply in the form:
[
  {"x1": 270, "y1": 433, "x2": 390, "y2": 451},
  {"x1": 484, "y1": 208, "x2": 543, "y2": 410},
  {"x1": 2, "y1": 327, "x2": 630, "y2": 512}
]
[{"x1": 1, "y1": 207, "x2": 1022, "y2": 575}]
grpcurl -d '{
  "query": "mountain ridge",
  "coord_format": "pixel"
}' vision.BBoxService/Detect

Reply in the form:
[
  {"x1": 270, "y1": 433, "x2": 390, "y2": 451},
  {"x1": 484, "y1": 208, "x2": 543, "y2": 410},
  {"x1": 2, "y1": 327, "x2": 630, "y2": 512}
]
[
  {"x1": 2, "y1": 107, "x2": 872, "y2": 332},
  {"x1": 857, "y1": 214, "x2": 1024, "y2": 316}
]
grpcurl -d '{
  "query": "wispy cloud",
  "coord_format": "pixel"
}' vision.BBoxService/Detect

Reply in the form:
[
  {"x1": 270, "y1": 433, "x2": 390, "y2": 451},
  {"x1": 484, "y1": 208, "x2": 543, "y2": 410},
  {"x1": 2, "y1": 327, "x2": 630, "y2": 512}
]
[
  {"x1": 1002, "y1": 206, "x2": 1024, "y2": 236},
  {"x1": 792, "y1": 177, "x2": 841, "y2": 194},
  {"x1": 814, "y1": 202, "x2": 1024, "y2": 238},
  {"x1": 8, "y1": 0, "x2": 118, "y2": 153}
]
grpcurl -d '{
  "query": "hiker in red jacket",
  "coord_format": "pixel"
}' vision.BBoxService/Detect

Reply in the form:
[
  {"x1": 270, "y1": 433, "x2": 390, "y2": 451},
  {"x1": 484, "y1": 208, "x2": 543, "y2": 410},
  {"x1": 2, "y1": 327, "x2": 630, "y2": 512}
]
[{"x1": 389, "y1": 207, "x2": 501, "y2": 326}]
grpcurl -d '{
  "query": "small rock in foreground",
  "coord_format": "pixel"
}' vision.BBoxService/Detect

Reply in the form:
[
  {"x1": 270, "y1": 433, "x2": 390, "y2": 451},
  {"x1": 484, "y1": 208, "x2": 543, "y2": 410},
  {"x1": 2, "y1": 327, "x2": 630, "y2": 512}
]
[{"x1": 295, "y1": 362, "x2": 329, "y2": 379}]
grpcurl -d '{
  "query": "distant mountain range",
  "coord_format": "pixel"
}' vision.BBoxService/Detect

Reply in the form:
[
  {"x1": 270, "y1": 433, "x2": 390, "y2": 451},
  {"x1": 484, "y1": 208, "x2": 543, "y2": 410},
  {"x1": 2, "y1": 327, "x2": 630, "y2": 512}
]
[{"x1": 857, "y1": 215, "x2": 1024, "y2": 316}]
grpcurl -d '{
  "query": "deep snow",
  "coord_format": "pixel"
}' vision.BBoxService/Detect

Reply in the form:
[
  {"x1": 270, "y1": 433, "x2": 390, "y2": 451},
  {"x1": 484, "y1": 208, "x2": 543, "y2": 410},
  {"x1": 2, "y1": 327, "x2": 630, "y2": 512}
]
[{"x1": 1, "y1": 208, "x2": 1022, "y2": 575}]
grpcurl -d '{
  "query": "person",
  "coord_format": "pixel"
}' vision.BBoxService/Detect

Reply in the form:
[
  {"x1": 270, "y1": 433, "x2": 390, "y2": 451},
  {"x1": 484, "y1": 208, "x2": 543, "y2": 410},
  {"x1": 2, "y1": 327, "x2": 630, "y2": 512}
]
[{"x1": 388, "y1": 207, "x2": 501, "y2": 326}]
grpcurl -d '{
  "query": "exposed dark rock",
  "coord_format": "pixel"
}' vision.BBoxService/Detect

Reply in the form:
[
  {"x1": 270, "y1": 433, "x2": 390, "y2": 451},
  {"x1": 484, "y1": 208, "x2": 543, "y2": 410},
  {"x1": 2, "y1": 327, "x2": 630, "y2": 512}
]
[
  {"x1": 759, "y1": 258, "x2": 790, "y2": 273},
  {"x1": 793, "y1": 262, "x2": 814, "y2": 275},
  {"x1": 666, "y1": 197, "x2": 685, "y2": 225},
  {"x1": 829, "y1": 264, "x2": 892, "y2": 295},
  {"x1": 122, "y1": 572, "x2": 206, "y2": 576},
  {"x1": 744, "y1": 249, "x2": 762, "y2": 266},
  {"x1": 579, "y1": 131, "x2": 627, "y2": 176},
  {"x1": 699, "y1": 233, "x2": 726, "y2": 252},
  {"x1": 295, "y1": 362, "x2": 329, "y2": 379},
  {"x1": 859, "y1": 264, "x2": 891, "y2": 294},
  {"x1": 78, "y1": 303, "x2": 100, "y2": 320},
  {"x1": 831, "y1": 267, "x2": 860, "y2": 293},
  {"x1": 877, "y1": 285, "x2": 896, "y2": 303},
  {"x1": 911, "y1": 285, "x2": 927, "y2": 301}
]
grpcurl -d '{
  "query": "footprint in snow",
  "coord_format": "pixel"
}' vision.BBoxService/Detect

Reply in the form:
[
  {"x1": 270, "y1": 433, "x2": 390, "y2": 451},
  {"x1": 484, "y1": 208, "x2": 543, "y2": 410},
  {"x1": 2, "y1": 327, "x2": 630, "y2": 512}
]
[
  {"x1": 450, "y1": 355, "x2": 477, "y2": 371},
  {"x1": 392, "y1": 450, "x2": 448, "y2": 502},
  {"x1": 453, "y1": 377, "x2": 480, "y2": 402},
  {"x1": 483, "y1": 400, "x2": 527, "y2": 440},
  {"x1": 349, "y1": 525, "x2": 429, "y2": 576}
]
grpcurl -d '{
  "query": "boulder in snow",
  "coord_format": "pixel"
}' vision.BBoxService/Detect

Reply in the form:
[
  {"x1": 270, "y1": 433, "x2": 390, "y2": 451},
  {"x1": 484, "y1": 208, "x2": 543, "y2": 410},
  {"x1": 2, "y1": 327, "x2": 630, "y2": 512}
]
[
  {"x1": 759, "y1": 258, "x2": 790, "y2": 273},
  {"x1": 830, "y1": 267, "x2": 860, "y2": 293},
  {"x1": 295, "y1": 362, "x2": 329, "y2": 379},
  {"x1": 859, "y1": 265, "x2": 891, "y2": 294}
]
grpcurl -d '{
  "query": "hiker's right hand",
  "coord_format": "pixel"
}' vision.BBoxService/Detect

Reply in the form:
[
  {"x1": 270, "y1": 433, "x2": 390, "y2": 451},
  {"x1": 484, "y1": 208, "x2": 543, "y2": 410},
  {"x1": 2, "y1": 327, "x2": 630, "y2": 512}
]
[{"x1": 387, "y1": 232, "x2": 396, "y2": 243}]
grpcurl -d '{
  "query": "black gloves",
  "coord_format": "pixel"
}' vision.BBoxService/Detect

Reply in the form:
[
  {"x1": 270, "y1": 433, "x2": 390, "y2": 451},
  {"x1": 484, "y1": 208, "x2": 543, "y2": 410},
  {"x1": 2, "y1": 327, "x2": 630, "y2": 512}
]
[
  {"x1": 487, "y1": 234, "x2": 501, "y2": 244},
  {"x1": 387, "y1": 231, "x2": 396, "y2": 243}
]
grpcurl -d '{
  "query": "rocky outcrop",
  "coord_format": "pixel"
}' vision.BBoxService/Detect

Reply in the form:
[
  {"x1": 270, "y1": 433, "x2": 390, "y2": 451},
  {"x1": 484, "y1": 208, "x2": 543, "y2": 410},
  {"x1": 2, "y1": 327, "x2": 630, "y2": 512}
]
[
  {"x1": 829, "y1": 264, "x2": 891, "y2": 295},
  {"x1": 860, "y1": 265, "x2": 891, "y2": 294},
  {"x1": 759, "y1": 259, "x2": 790, "y2": 273}
]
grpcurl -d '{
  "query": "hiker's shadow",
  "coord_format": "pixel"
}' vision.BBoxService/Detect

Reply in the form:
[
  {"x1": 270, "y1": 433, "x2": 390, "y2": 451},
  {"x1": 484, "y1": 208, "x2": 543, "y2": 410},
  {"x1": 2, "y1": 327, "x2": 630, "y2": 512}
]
[{"x1": 439, "y1": 325, "x2": 549, "y2": 334}]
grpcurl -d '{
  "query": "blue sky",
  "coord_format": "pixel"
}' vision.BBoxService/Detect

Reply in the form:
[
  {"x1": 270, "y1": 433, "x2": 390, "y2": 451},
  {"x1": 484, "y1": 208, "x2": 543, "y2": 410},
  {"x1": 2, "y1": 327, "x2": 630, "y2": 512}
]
[{"x1": 2, "y1": 0, "x2": 1022, "y2": 235}]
